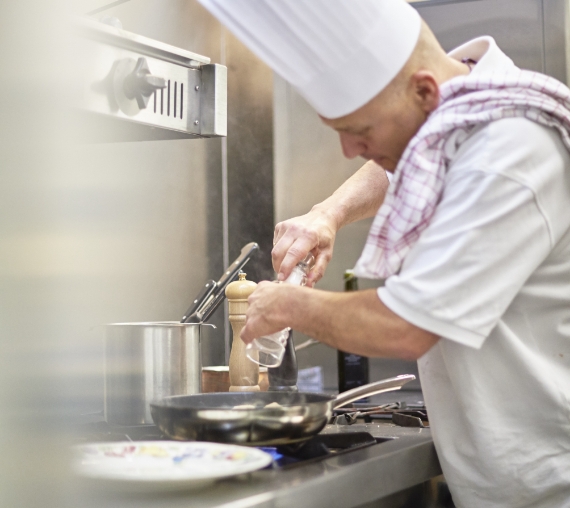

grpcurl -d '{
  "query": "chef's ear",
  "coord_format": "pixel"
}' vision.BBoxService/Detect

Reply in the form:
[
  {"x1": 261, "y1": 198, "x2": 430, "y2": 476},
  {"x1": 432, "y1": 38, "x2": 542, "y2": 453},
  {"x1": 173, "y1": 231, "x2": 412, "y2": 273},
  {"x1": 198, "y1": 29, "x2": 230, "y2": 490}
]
[{"x1": 410, "y1": 70, "x2": 440, "y2": 114}]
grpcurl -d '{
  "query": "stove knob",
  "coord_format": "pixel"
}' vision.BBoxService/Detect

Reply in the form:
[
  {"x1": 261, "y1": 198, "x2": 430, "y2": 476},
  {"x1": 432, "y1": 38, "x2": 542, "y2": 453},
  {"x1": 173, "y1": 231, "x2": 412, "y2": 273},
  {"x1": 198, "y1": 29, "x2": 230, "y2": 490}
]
[{"x1": 123, "y1": 57, "x2": 166, "y2": 109}]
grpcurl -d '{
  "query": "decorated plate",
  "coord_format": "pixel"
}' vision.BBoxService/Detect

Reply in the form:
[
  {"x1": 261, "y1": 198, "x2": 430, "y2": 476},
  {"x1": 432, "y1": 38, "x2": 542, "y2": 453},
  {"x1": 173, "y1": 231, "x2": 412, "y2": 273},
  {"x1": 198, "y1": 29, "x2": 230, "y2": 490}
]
[{"x1": 74, "y1": 441, "x2": 273, "y2": 491}]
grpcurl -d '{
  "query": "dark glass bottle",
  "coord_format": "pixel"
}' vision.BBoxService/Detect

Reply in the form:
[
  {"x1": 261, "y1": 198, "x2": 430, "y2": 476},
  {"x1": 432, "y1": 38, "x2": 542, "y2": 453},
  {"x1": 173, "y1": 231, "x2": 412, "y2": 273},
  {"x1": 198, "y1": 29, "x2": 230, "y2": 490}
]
[{"x1": 337, "y1": 270, "x2": 369, "y2": 393}]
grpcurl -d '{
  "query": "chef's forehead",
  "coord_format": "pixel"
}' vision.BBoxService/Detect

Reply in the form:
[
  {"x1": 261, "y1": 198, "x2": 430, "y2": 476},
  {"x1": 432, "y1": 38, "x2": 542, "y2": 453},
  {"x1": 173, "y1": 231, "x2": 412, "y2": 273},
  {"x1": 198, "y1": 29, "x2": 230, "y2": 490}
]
[{"x1": 197, "y1": 0, "x2": 421, "y2": 119}]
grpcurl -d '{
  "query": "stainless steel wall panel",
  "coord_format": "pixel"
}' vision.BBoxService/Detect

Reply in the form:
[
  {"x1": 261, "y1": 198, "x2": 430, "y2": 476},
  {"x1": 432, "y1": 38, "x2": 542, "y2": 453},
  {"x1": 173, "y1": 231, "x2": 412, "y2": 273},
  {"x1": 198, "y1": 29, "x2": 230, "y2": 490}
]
[
  {"x1": 0, "y1": 2, "x2": 78, "y2": 505},
  {"x1": 225, "y1": 31, "x2": 275, "y2": 285},
  {"x1": 59, "y1": 0, "x2": 231, "y2": 410},
  {"x1": 543, "y1": 0, "x2": 570, "y2": 83},
  {"x1": 415, "y1": 0, "x2": 544, "y2": 73},
  {"x1": 65, "y1": 0, "x2": 275, "y2": 404},
  {"x1": 200, "y1": 63, "x2": 228, "y2": 137}
]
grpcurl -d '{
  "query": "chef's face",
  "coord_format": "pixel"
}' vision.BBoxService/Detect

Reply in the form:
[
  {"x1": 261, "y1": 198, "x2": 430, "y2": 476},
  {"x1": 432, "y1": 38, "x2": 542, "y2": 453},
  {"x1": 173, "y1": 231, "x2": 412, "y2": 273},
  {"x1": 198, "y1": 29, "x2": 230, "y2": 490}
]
[{"x1": 321, "y1": 71, "x2": 440, "y2": 171}]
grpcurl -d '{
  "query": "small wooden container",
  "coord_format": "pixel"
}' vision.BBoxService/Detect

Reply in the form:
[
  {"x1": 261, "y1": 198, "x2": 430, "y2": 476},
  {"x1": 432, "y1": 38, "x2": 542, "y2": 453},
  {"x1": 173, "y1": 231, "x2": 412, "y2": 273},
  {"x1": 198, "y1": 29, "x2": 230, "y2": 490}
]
[{"x1": 201, "y1": 366, "x2": 269, "y2": 393}]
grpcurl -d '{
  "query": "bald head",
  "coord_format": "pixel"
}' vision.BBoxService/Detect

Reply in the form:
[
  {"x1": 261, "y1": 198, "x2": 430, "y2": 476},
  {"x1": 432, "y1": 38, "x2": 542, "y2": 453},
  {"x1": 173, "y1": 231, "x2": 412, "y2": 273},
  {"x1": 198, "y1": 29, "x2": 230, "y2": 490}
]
[
  {"x1": 387, "y1": 20, "x2": 466, "y2": 99},
  {"x1": 321, "y1": 20, "x2": 469, "y2": 171}
]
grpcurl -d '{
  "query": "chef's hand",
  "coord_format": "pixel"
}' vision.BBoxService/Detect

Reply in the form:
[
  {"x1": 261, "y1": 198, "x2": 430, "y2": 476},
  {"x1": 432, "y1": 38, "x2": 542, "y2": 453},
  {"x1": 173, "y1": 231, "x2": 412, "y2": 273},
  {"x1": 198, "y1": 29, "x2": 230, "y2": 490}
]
[
  {"x1": 272, "y1": 161, "x2": 389, "y2": 284},
  {"x1": 240, "y1": 281, "x2": 296, "y2": 344},
  {"x1": 272, "y1": 208, "x2": 338, "y2": 286}
]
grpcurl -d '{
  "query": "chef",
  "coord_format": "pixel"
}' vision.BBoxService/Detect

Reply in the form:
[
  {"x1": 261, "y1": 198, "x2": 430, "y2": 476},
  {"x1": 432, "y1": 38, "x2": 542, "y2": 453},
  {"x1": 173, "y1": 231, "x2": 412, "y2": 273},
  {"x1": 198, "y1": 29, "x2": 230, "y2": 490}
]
[{"x1": 197, "y1": 1, "x2": 570, "y2": 506}]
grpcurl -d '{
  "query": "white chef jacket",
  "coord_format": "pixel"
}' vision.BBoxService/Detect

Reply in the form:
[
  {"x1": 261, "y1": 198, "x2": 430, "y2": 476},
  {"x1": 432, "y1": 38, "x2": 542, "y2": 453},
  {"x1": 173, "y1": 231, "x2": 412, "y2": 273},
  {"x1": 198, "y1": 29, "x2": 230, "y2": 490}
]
[{"x1": 378, "y1": 38, "x2": 570, "y2": 507}]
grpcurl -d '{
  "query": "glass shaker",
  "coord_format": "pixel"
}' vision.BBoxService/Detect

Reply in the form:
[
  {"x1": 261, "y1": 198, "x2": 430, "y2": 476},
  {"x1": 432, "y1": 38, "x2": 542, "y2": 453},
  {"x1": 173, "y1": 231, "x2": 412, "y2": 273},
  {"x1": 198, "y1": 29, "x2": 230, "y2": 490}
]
[{"x1": 245, "y1": 253, "x2": 314, "y2": 367}]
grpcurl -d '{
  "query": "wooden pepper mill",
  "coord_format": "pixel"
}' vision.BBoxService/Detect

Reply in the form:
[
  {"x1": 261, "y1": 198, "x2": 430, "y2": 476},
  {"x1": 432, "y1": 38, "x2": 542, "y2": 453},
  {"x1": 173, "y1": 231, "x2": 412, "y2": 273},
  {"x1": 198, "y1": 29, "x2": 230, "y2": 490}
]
[{"x1": 225, "y1": 272, "x2": 260, "y2": 391}]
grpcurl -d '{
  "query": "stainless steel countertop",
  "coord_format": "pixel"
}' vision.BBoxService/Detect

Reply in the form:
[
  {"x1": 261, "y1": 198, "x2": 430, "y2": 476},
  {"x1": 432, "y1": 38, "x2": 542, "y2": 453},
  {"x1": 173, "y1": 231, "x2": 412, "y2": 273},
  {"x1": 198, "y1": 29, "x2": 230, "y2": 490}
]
[{"x1": 74, "y1": 422, "x2": 441, "y2": 508}]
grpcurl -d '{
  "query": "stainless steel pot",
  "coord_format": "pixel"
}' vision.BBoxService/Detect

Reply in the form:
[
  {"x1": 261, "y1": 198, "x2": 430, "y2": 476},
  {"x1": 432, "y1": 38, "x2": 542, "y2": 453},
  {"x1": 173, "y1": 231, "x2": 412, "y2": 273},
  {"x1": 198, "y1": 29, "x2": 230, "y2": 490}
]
[
  {"x1": 150, "y1": 374, "x2": 415, "y2": 445},
  {"x1": 104, "y1": 321, "x2": 213, "y2": 425}
]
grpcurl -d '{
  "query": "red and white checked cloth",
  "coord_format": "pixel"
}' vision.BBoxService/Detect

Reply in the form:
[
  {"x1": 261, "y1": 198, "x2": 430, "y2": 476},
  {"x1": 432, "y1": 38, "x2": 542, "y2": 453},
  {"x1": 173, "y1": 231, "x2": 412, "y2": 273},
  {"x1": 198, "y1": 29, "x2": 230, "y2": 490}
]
[{"x1": 354, "y1": 69, "x2": 570, "y2": 279}]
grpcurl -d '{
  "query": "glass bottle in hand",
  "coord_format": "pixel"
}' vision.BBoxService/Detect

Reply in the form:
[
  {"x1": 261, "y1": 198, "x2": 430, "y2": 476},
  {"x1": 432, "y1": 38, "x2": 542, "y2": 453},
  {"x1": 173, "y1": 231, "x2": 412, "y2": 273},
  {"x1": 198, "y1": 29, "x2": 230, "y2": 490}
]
[{"x1": 245, "y1": 253, "x2": 314, "y2": 367}]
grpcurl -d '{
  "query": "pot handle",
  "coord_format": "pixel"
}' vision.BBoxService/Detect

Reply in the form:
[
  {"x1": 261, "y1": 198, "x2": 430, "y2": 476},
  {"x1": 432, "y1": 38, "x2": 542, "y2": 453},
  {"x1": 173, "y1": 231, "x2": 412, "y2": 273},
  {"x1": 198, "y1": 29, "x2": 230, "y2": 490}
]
[{"x1": 333, "y1": 374, "x2": 416, "y2": 409}]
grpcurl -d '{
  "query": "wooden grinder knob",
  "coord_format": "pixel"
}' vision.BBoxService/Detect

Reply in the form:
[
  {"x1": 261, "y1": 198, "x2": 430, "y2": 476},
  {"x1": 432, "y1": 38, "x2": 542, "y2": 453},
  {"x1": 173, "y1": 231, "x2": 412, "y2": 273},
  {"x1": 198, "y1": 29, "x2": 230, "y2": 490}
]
[{"x1": 225, "y1": 272, "x2": 259, "y2": 391}]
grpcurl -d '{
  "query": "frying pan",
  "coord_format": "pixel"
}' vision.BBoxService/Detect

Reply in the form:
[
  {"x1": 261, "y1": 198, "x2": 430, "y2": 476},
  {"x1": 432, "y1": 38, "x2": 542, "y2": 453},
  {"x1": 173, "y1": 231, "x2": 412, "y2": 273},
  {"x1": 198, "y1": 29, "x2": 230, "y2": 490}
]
[{"x1": 150, "y1": 374, "x2": 415, "y2": 446}]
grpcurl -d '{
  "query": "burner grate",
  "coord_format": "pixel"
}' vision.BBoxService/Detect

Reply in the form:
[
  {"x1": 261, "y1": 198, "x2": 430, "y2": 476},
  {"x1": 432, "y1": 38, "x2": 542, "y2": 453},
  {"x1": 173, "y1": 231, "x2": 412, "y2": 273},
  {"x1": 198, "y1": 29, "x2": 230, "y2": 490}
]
[
  {"x1": 261, "y1": 432, "x2": 381, "y2": 470},
  {"x1": 331, "y1": 401, "x2": 429, "y2": 427}
]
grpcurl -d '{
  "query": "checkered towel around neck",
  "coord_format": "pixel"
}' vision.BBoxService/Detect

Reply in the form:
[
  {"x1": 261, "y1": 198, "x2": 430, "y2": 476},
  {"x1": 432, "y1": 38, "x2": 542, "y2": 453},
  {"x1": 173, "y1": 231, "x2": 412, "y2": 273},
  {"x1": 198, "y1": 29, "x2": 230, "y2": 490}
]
[{"x1": 353, "y1": 69, "x2": 570, "y2": 279}]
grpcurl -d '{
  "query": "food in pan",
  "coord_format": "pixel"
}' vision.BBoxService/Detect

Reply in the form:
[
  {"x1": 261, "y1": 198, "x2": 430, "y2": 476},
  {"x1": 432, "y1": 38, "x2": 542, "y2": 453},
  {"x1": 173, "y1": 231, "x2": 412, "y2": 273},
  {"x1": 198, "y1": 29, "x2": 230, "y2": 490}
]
[{"x1": 231, "y1": 401, "x2": 283, "y2": 410}]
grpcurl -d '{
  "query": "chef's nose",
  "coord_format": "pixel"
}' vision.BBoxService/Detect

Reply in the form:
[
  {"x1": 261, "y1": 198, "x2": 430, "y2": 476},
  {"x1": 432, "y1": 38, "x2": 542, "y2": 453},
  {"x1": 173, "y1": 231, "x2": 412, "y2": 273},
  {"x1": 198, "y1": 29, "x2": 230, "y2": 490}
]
[{"x1": 339, "y1": 132, "x2": 368, "y2": 159}]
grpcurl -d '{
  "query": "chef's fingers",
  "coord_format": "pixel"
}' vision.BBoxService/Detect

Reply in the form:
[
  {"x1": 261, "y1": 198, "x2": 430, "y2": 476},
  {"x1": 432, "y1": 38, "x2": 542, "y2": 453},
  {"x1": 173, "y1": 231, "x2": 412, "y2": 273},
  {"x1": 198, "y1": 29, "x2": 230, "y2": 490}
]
[
  {"x1": 306, "y1": 250, "x2": 332, "y2": 286},
  {"x1": 272, "y1": 222, "x2": 316, "y2": 277},
  {"x1": 271, "y1": 228, "x2": 296, "y2": 274},
  {"x1": 273, "y1": 221, "x2": 287, "y2": 246},
  {"x1": 240, "y1": 320, "x2": 256, "y2": 344},
  {"x1": 272, "y1": 220, "x2": 311, "y2": 275},
  {"x1": 241, "y1": 282, "x2": 279, "y2": 343},
  {"x1": 241, "y1": 320, "x2": 280, "y2": 344},
  {"x1": 274, "y1": 235, "x2": 316, "y2": 281},
  {"x1": 240, "y1": 317, "x2": 254, "y2": 343}
]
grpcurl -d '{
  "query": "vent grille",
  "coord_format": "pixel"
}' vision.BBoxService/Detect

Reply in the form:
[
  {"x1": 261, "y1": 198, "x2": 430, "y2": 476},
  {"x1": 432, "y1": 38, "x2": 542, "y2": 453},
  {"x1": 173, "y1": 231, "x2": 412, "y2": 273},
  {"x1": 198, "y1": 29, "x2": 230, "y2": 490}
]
[{"x1": 153, "y1": 81, "x2": 185, "y2": 119}]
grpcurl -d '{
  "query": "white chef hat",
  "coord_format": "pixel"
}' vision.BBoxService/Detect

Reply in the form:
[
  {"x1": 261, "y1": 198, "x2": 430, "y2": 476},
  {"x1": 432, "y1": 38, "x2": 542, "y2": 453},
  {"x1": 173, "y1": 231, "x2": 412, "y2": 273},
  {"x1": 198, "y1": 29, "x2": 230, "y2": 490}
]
[{"x1": 197, "y1": 0, "x2": 421, "y2": 119}]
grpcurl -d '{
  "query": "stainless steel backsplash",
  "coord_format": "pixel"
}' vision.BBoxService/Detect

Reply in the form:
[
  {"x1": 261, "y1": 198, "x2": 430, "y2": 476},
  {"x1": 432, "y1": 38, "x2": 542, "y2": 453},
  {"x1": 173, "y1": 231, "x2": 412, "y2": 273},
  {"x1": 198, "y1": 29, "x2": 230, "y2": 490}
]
[{"x1": 14, "y1": 0, "x2": 274, "y2": 414}]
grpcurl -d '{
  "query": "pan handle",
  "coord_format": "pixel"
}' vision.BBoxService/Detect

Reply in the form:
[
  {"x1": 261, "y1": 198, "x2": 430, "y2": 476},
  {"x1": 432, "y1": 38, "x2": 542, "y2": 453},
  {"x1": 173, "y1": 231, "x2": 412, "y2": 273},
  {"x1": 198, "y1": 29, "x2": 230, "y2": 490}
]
[{"x1": 333, "y1": 374, "x2": 416, "y2": 409}]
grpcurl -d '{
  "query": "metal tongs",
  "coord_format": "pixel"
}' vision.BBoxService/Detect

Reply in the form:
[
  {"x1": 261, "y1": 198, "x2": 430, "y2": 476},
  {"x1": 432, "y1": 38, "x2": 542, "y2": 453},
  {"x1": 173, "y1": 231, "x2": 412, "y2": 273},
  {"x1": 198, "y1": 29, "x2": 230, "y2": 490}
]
[{"x1": 181, "y1": 242, "x2": 259, "y2": 323}]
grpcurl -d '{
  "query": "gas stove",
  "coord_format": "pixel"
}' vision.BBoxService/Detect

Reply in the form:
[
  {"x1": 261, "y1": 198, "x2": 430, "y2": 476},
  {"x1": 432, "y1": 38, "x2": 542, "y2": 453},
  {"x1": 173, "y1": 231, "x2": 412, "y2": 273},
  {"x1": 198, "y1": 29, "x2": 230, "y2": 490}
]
[
  {"x1": 73, "y1": 399, "x2": 428, "y2": 470},
  {"x1": 71, "y1": 395, "x2": 444, "y2": 508},
  {"x1": 73, "y1": 420, "x2": 383, "y2": 466}
]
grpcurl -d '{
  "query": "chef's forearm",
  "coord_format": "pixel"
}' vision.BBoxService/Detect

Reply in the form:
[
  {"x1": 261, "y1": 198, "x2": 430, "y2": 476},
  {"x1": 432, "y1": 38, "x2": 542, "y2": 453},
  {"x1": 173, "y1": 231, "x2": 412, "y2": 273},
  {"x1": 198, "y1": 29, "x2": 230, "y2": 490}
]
[
  {"x1": 288, "y1": 287, "x2": 439, "y2": 361},
  {"x1": 311, "y1": 160, "x2": 389, "y2": 231}
]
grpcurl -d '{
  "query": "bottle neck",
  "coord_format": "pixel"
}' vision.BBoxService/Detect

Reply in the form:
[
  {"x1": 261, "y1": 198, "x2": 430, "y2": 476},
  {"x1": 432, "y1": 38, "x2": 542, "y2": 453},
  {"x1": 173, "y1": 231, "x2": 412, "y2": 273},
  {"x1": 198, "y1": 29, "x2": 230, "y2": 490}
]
[{"x1": 344, "y1": 270, "x2": 358, "y2": 292}]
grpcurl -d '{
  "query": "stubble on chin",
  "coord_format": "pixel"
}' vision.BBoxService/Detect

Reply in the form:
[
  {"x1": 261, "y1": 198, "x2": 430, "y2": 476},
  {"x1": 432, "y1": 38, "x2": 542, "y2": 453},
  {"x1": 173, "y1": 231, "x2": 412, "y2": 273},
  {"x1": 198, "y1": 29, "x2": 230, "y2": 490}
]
[{"x1": 371, "y1": 157, "x2": 396, "y2": 171}]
